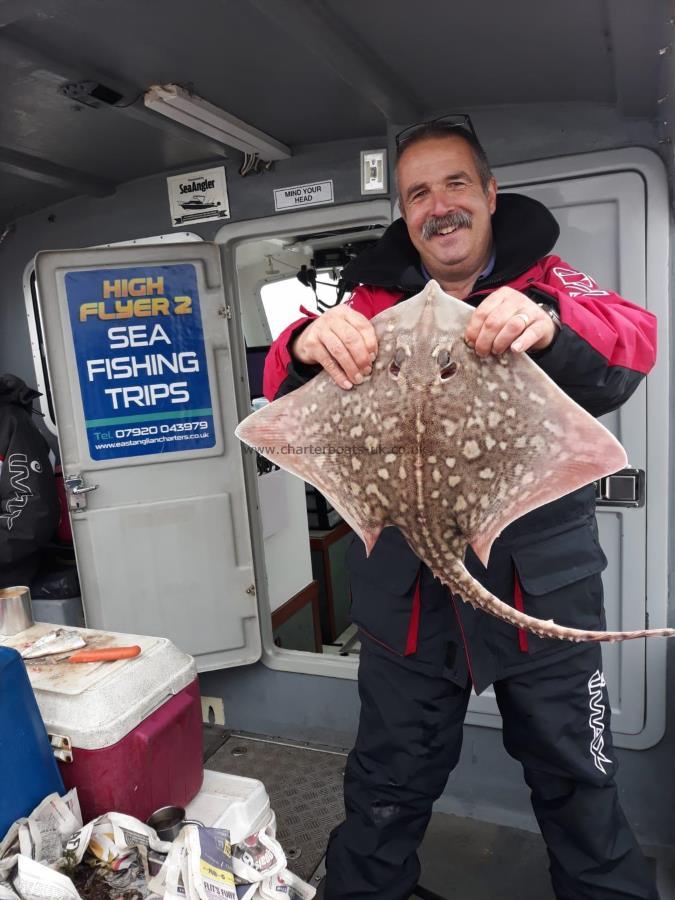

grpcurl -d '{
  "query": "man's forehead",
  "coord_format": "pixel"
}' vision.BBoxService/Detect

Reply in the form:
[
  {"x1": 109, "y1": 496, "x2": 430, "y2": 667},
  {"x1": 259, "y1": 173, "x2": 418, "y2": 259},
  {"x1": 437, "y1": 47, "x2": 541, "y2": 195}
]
[{"x1": 397, "y1": 135, "x2": 479, "y2": 182}]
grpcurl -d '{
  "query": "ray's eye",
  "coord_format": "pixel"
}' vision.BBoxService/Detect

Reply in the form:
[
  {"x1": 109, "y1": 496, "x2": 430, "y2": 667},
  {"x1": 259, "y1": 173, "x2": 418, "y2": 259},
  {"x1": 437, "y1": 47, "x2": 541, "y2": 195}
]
[
  {"x1": 389, "y1": 347, "x2": 407, "y2": 376},
  {"x1": 437, "y1": 349, "x2": 458, "y2": 380}
]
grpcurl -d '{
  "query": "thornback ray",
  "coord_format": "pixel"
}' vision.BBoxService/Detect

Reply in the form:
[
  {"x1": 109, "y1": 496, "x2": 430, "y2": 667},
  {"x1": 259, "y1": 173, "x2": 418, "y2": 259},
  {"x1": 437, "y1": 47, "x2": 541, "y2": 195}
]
[{"x1": 236, "y1": 280, "x2": 674, "y2": 643}]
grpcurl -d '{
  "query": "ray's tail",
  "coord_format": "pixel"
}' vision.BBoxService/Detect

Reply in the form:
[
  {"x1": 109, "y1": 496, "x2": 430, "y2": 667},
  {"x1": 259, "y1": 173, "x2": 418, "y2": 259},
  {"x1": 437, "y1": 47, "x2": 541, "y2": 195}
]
[{"x1": 444, "y1": 561, "x2": 675, "y2": 643}]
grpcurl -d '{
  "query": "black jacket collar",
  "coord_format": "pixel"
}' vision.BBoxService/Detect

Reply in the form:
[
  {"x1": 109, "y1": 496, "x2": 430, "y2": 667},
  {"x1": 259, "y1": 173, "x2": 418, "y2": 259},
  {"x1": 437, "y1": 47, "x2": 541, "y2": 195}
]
[{"x1": 341, "y1": 193, "x2": 560, "y2": 296}]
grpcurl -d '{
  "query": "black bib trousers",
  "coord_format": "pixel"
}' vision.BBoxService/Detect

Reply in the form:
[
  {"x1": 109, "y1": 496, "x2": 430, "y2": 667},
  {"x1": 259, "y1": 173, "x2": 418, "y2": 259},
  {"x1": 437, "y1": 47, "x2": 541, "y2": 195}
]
[{"x1": 324, "y1": 633, "x2": 658, "y2": 900}]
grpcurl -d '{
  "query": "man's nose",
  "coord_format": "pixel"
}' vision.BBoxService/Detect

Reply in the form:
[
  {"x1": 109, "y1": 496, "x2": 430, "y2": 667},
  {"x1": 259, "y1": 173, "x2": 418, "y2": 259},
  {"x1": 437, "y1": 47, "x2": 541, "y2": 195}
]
[{"x1": 429, "y1": 191, "x2": 453, "y2": 217}]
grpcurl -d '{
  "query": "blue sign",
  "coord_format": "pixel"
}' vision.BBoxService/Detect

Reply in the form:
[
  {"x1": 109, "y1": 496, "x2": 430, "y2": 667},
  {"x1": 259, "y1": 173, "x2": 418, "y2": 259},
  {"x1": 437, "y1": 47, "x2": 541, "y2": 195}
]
[{"x1": 65, "y1": 264, "x2": 216, "y2": 460}]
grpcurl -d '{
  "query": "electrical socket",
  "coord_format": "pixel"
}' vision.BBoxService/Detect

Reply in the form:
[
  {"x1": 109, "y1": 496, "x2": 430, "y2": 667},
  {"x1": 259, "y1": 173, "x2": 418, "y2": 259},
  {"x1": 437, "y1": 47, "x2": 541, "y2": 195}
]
[
  {"x1": 200, "y1": 696, "x2": 225, "y2": 726},
  {"x1": 360, "y1": 149, "x2": 388, "y2": 194}
]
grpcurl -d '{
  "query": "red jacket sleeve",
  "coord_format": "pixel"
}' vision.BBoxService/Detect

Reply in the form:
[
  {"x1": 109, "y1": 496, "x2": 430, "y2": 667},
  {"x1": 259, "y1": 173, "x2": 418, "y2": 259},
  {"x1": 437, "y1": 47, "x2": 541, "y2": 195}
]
[
  {"x1": 527, "y1": 255, "x2": 657, "y2": 416},
  {"x1": 262, "y1": 287, "x2": 380, "y2": 401}
]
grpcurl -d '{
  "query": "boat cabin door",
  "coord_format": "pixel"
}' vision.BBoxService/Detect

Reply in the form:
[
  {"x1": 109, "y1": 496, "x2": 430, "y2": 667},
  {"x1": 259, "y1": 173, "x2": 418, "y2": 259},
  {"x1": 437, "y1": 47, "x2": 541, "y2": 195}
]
[{"x1": 34, "y1": 242, "x2": 260, "y2": 671}]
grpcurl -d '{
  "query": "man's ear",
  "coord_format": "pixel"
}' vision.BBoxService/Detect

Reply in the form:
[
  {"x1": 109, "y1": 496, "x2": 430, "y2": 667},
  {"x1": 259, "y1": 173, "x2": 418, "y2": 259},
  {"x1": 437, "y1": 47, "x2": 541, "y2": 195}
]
[{"x1": 487, "y1": 178, "x2": 497, "y2": 215}]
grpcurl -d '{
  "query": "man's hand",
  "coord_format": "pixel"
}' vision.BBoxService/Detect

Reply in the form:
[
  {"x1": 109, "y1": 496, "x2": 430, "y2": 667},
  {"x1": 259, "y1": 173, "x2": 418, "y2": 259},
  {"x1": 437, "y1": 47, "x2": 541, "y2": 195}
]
[
  {"x1": 291, "y1": 305, "x2": 378, "y2": 390},
  {"x1": 464, "y1": 286, "x2": 558, "y2": 357}
]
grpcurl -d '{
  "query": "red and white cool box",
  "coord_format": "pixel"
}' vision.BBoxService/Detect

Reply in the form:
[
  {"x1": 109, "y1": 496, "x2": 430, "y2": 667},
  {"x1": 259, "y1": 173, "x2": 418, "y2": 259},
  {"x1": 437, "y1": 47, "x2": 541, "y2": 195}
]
[{"x1": 3, "y1": 622, "x2": 203, "y2": 823}]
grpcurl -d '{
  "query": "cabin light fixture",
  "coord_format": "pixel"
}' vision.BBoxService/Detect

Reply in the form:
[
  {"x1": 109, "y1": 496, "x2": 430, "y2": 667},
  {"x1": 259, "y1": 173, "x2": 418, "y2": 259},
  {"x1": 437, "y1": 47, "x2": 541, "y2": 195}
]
[{"x1": 144, "y1": 84, "x2": 291, "y2": 160}]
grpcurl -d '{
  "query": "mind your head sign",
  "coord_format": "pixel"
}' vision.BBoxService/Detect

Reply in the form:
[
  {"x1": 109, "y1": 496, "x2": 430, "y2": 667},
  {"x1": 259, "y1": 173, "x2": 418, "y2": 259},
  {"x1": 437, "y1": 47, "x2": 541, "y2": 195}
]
[{"x1": 65, "y1": 264, "x2": 216, "y2": 460}]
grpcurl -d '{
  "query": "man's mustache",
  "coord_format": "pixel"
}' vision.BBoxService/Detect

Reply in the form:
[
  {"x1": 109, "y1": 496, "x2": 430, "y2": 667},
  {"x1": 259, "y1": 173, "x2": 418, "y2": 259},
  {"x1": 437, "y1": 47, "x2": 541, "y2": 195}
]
[{"x1": 422, "y1": 210, "x2": 473, "y2": 240}]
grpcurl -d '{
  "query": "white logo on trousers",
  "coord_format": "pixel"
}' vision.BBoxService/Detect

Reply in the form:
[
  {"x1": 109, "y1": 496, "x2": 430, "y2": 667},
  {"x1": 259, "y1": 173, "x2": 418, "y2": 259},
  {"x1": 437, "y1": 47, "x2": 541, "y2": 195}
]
[{"x1": 588, "y1": 670, "x2": 613, "y2": 774}]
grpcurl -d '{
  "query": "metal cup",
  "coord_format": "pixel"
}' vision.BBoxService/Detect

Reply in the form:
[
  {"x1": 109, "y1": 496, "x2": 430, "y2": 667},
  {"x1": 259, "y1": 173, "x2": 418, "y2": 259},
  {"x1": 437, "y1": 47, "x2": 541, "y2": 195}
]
[
  {"x1": 147, "y1": 805, "x2": 186, "y2": 842},
  {"x1": 0, "y1": 586, "x2": 33, "y2": 636},
  {"x1": 146, "y1": 806, "x2": 205, "y2": 843}
]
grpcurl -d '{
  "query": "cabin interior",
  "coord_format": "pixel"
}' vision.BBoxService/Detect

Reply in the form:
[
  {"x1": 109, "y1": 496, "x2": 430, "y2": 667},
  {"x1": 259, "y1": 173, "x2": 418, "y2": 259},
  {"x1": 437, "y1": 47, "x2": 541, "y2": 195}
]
[{"x1": 0, "y1": 0, "x2": 673, "y2": 896}]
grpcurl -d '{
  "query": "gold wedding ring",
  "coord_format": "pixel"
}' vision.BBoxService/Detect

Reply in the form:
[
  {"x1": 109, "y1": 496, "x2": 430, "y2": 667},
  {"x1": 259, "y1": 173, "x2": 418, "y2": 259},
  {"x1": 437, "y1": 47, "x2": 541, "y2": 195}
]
[{"x1": 514, "y1": 312, "x2": 529, "y2": 326}]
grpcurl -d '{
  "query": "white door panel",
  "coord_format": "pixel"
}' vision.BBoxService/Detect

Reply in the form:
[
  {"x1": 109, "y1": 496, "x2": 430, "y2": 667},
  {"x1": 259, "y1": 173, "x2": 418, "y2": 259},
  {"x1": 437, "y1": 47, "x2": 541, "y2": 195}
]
[
  {"x1": 35, "y1": 243, "x2": 259, "y2": 672},
  {"x1": 467, "y1": 162, "x2": 661, "y2": 742}
]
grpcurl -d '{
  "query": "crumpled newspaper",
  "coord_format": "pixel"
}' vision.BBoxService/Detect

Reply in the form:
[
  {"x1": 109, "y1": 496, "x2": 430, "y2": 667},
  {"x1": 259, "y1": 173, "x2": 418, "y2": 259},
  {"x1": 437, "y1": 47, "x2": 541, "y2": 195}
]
[
  {"x1": 231, "y1": 823, "x2": 286, "y2": 884},
  {"x1": 1, "y1": 794, "x2": 315, "y2": 900},
  {"x1": 149, "y1": 824, "x2": 315, "y2": 900},
  {"x1": 0, "y1": 792, "x2": 171, "y2": 900},
  {"x1": 257, "y1": 869, "x2": 316, "y2": 899},
  {"x1": 230, "y1": 812, "x2": 314, "y2": 898},
  {"x1": 149, "y1": 824, "x2": 236, "y2": 900},
  {"x1": 0, "y1": 790, "x2": 82, "y2": 882}
]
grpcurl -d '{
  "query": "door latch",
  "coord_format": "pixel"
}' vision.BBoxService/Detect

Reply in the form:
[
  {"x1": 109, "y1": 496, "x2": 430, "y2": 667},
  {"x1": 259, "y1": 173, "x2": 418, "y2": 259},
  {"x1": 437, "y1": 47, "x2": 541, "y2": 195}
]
[
  {"x1": 64, "y1": 473, "x2": 99, "y2": 510},
  {"x1": 595, "y1": 467, "x2": 645, "y2": 508}
]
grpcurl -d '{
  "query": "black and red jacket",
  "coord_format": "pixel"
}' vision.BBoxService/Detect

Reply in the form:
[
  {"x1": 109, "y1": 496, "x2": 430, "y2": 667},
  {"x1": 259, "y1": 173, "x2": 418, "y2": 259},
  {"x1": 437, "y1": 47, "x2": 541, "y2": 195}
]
[{"x1": 263, "y1": 194, "x2": 656, "y2": 692}]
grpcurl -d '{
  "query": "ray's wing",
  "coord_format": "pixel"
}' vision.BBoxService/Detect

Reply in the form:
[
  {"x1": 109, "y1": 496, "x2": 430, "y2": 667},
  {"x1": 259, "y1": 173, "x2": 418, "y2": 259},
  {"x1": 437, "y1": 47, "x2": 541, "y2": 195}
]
[
  {"x1": 235, "y1": 370, "x2": 402, "y2": 554},
  {"x1": 409, "y1": 284, "x2": 628, "y2": 567},
  {"x1": 236, "y1": 298, "x2": 431, "y2": 554},
  {"x1": 460, "y1": 350, "x2": 627, "y2": 565}
]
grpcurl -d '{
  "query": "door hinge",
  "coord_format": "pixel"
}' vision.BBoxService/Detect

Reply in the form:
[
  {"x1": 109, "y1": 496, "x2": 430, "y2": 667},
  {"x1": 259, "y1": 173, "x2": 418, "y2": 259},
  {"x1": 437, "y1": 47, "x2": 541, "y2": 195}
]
[
  {"x1": 245, "y1": 583, "x2": 256, "y2": 596},
  {"x1": 595, "y1": 467, "x2": 645, "y2": 508},
  {"x1": 218, "y1": 305, "x2": 232, "y2": 319}
]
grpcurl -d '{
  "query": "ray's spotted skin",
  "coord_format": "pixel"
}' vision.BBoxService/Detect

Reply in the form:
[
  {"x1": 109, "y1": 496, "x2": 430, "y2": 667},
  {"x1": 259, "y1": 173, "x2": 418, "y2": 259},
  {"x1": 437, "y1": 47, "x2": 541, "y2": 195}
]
[{"x1": 236, "y1": 281, "x2": 675, "y2": 643}]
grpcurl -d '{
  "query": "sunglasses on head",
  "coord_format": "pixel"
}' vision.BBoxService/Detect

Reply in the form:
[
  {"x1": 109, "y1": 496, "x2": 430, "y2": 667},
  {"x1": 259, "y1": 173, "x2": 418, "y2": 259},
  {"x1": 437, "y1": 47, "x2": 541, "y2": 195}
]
[{"x1": 395, "y1": 114, "x2": 478, "y2": 147}]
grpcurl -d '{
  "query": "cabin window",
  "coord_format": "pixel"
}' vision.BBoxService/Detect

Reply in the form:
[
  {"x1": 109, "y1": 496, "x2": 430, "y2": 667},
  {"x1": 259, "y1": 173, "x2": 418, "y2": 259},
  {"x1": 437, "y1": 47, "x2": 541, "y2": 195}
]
[
  {"x1": 222, "y1": 202, "x2": 392, "y2": 675},
  {"x1": 252, "y1": 270, "x2": 361, "y2": 661},
  {"x1": 260, "y1": 270, "x2": 341, "y2": 340}
]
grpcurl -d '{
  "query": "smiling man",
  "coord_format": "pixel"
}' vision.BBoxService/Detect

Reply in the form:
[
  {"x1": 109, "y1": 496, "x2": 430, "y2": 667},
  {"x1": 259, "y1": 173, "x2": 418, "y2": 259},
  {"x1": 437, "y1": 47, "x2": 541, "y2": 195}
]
[
  {"x1": 263, "y1": 119, "x2": 658, "y2": 899},
  {"x1": 399, "y1": 131, "x2": 497, "y2": 294}
]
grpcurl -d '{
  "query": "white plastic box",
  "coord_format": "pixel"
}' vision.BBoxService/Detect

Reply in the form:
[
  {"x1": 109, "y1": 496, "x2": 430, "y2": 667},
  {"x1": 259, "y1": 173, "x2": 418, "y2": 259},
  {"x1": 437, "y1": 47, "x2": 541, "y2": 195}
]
[{"x1": 186, "y1": 770, "x2": 272, "y2": 844}]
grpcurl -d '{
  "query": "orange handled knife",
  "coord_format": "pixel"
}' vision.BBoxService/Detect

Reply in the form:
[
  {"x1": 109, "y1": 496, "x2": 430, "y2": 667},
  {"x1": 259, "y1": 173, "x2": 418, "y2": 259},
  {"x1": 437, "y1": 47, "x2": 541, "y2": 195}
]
[{"x1": 68, "y1": 645, "x2": 142, "y2": 663}]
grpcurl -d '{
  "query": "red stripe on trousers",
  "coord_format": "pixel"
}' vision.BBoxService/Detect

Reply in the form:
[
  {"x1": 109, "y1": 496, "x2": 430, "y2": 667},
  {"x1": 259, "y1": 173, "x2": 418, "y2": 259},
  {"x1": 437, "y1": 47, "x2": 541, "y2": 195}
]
[
  {"x1": 513, "y1": 573, "x2": 529, "y2": 653},
  {"x1": 404, "y1": 573, "x2": 422, "y2": 656}
]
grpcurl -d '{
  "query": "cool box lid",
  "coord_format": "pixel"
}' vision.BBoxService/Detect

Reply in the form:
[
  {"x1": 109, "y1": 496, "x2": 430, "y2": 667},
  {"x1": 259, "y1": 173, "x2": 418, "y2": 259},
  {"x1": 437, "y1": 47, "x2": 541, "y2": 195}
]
[{"x1": 0, "y1": 622, "x2": 196, "y2": 750}]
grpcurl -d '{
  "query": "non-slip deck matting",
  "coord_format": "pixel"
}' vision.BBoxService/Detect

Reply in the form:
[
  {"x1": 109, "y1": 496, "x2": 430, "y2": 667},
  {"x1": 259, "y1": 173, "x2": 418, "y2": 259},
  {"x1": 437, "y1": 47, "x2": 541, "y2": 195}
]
[{"x1": 205, "y1": 730, "x2": 346, "y2": 883}]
